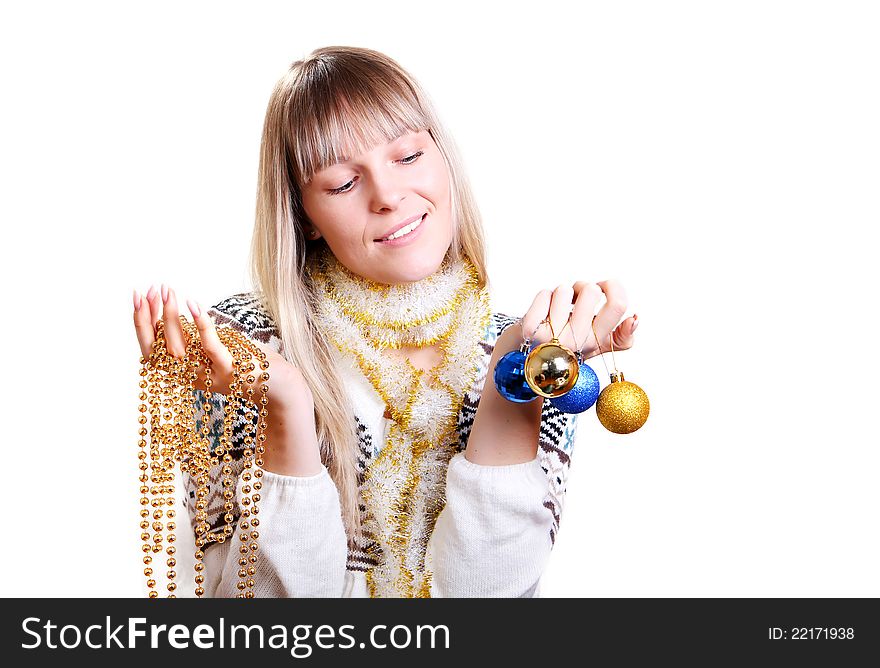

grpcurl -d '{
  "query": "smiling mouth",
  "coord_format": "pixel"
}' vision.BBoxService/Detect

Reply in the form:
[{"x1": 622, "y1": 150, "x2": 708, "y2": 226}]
[{"x1": 375, "y1": 214, "x2": 426, "y2": 242}]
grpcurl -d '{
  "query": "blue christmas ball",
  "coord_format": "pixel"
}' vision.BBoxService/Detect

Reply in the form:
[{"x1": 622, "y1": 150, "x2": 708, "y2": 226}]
[
  {"x1": 550, "y1": 362, "x2": 600, "y2": 414},
  {"x1": 494, "y1": 350, "x2": 538, "y2": 403}
]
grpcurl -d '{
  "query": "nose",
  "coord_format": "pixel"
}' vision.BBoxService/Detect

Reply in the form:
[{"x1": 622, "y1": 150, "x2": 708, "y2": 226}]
[{"x1": 368, "y1": 171, "x2": 404, "y2": 213}]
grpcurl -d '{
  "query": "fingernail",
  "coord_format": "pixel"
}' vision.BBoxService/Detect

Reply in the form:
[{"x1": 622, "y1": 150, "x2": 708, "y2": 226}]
[
  {"x1": 186, "y1": 299, "x2": 201, "y2": 318},
  {"x1": 161, "y1": 284, "x2": 169, "y2": 303},
  {"x1": 146, "y1": 285, "x2": 156, "y2": 301},
  {"x1": 631, "y1": 315, "x2": 639, "y2": 332},
  {"x1": 133, "y1": 290, "x2": 142, "y2": 311}
]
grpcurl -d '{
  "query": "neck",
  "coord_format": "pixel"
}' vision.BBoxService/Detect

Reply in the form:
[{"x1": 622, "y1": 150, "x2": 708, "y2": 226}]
[{"x1": 308, "y1": 247, "x2": 479, "y2": 350}]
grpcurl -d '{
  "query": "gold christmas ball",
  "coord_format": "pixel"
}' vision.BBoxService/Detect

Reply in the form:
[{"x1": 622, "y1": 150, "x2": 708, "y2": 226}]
[
  {"x1": 596, "y1": 372, "x2": 650, "y2": 434},
  {"x1": 524, "y1": 341, "x2": 579, "y2": 398}
]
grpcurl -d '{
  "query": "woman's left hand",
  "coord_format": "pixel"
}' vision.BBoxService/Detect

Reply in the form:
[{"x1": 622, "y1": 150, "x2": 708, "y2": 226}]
[
  {"x1": 467, "y1": 279, "x2": 638, "y2": 466},
  {"x1": 520, "y1": 280, "x2": 638, "y2": 359}
]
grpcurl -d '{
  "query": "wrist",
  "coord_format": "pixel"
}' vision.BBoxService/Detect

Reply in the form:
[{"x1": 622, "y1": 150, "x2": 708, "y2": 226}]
[
  {"x1": 260, "y1": 406, "x2": 323, "y2": 477},
  {"x1": 466, "y1": 325, "x2": 545, "y2": 466}
]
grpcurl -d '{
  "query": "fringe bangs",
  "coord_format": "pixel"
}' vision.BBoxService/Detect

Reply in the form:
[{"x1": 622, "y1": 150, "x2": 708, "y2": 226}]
[{"x1": 286, "y1": 56, "x2": 431, "y2": 185}]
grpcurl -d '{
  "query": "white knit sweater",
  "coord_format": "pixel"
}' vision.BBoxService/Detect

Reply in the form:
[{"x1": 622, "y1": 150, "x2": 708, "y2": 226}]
[{"x1": 171, "y1": 293, "x2": 579, "y2": 598}]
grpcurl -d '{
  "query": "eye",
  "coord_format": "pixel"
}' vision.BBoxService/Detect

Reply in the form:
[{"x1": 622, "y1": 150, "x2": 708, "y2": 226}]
[
  {"x1": 328, "y1": 177, "x2": 357, "y2": 195},
  {"x1": 398, "y1": 150, "x2": 424, "y2": 165}
]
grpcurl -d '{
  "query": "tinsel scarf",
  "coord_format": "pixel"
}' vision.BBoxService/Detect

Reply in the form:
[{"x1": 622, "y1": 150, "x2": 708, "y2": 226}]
[{"x1": 308, "y1": 247, "x2": 492, "y2": 597}]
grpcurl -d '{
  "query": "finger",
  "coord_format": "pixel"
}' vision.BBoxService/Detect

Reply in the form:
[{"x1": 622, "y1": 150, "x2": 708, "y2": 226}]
[
  {"x1": 611, "y1": 313, "x2": 639, "y2": 351},
  {"x1": 186, "y1": 299, "x2": 233, "y2": 374},
  {"x1": 520, "y1": 289, "x2": 552, "y2": 345},
  {"x1": 568, "y1": 281, "x2": 604, "y2": 352},
  {"x1": 146, "y1": 284, "x2": 161, "y2": 333},
  {"x1": 161, "y1": 285, "x2": 188, "y2": 358},
  {"x1": 592, "y1": 279, "x2": 628, "y2": 351},
  {"x1": 133, "y1": 289, "x2": 155, "y2": 359},
  {"x1": 547, "y1": 284, "x2": 574, "y2": 343}
]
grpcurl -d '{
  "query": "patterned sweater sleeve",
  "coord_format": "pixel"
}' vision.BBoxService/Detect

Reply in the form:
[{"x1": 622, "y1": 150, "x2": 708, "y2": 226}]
[
  {"x1": 176, "y1": 293, "x2": 348, "y2": 598},
  {"x1": 425, "y1": 313, "x2": 580, "y2": 598}
]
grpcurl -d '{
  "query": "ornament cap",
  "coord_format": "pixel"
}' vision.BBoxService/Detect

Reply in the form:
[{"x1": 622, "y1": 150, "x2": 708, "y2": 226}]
[{"x1": 609, "y1": 371, "x2": 625, "y2": 383}]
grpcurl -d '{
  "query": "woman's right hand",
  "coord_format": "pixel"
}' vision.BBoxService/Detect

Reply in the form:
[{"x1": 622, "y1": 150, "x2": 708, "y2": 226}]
[{"x1": 133, "y1": 284, "x2": 323, "y2": 476}]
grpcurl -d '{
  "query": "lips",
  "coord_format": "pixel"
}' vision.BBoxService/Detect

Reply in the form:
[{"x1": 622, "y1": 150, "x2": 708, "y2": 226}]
[{"x1": 375, "y1": 214, "x2": 426, "y2": 242}]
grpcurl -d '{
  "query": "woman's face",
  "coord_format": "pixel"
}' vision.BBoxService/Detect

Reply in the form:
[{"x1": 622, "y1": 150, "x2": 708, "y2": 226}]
[{"x1": 300, "y1": 129, "x2": 455, "y2": 285}]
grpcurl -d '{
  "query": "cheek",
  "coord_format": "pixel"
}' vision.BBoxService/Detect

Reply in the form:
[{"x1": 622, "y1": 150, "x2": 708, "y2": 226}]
[
  {"x1": 421, "y1": 158, "x2": 452, "y2": 207},
  {"x1": 302, "y1": 194, "x2": 346, "y2": 234}
]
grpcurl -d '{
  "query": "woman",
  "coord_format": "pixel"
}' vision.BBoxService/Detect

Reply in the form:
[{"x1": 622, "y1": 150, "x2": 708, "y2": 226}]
[{"x1": 132, "y1": 46, "x2": 639, "y2": 597}]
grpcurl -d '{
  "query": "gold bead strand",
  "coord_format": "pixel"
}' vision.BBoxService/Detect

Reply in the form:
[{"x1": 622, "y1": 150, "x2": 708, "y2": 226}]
[
  {"x1": 192, "y1": 326, "x2": 215, "y2": 598},
  {"x1": 191, "y1": 441, "x2": 211, "y2": 598},
  {"x1": 237, "y1": 337, "x2": 266, "y2": 598},
  {"x1": 145, "y1": 320, "x2": 172, "y2": 598},
  {"x1": 159, "y1": 324, "x2": 184, "y2": 598},
  {"x1": 214, "y1": 328, "x2": 248, "y2": 597},
  {"x1": 137, "y1": 354, "x2": 156, "y2": 598},
  {"x1": 205, "y1": 324, "x2": 235, "y2": 548},
  {"x1": 184, "y1": 317, "x2": 216, "y2": 597},
  {"x1": 216, "y1": 327, "x2": 242, "y2": 549},
  {"x1": 239, "y1": 334, "x2": 265, "y2": 597},
  {"x1": 246, "y1": 352, "x2": 269, "y2": 598},
  {"x1": 236, "y1": 370, "x2": 258, "y2": 597},
  {"x1": 230, "y1": 341, "x2": 254, "y2": 598},
  {"x1": 163, "y1": 317, "x2": 201, "y2": 598},
  {"x1": 178, "y1": 317, "x2": 214, "y2": 598}
]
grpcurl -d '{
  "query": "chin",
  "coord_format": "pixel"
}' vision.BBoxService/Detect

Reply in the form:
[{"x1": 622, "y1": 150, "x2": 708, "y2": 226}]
[
  {"x1": 396, "y1": 247, "x2": 452, "y2": 284},
  {"x1": 381, "y1": 264, "x2": 437, "y2": 285}
]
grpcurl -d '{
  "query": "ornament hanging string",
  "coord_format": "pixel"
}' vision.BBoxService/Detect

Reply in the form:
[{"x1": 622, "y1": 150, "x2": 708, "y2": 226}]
[
  {"x1": 590, "y1": 313, "x2": 650, "y2": 434},
  {"x1": 590, "y1": 317, "x2": 619, "y2": 376},
  {"x1": 520, "y1": 313, "x2": 573, "y2": 351}
]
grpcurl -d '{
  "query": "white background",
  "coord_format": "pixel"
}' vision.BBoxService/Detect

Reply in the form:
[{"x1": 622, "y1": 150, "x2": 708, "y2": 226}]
[{"x1": 1, "y1": 0, "x2": 877, "y2": 597}]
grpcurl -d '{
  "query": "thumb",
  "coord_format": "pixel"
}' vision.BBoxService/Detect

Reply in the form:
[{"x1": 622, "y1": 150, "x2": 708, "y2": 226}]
[{"x1": 612, "y1": 314, "x2": 639, "y2": 351}]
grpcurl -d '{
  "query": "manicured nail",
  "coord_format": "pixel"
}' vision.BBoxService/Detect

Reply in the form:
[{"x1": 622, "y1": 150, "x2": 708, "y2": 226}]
[
  {"x1": 631, "y1": 314, "x2": 639, "y2": 332},
  {"x1": 146, "y1": 285, "x2": 157, "y2": 301},
  {"x1": 186, "y1": 299, "x2": 201, "y2": 319},
  {"x1": 161, "y1": 284, "x2": 169, "y2": 303},
  {"x1": 133, "y1": 290, "x2": 142, "y2": 311}
]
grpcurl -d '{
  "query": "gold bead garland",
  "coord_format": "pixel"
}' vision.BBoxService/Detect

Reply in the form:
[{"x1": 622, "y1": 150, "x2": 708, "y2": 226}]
[{"x1": 137, "y1": 316, "x2": 269, "y2": 598}]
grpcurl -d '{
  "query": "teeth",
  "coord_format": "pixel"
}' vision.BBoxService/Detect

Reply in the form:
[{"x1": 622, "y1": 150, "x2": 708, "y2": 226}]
[{"x1": 384, "y1": 215, "x2": 423, "y2": 241}]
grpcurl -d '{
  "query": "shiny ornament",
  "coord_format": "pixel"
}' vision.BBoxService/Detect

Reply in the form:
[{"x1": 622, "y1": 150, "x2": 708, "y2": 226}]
[
  {"x1": 524, "y1": 340, "x2": 579, "y2": 398},
  {"x1": 595, "y1": 372, "x2": 650, "y2": 434},
  {"x1": 550, "y1": 362, "x2": 600, "y2": 414},
  {"x1": 494, "y1": 349, "x2": 538, "y2": 402}
]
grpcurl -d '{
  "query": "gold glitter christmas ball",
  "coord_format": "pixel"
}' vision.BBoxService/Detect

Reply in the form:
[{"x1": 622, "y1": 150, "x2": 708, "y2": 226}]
[
  {"x1": 524, "y1": 341, "x2": 579, "y2": 398},
  {"x1": 596, "y1": 372, "x2": 650, "y2": 434}
]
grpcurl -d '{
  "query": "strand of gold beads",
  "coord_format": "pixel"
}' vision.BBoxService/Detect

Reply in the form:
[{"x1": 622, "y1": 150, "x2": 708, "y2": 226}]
[
  {"x1": 220, "y1": 328, "x2": 269, "y2": 596},
  {"x1": 138, "y1": 316, "x2": 268, "y2": 598}
]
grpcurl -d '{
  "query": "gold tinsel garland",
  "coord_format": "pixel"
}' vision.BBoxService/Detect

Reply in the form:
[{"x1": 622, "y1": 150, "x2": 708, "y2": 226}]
[
  {"x1": 308, "y1": 248, "x2": 492, "y2": 597},
  {"x1": 137, "y1": 316, "x2": 270, "y2": 598}
]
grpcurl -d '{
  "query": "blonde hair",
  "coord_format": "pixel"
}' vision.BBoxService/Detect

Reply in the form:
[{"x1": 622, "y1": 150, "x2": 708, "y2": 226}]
[{"x1": 248, "y1": 46, "x2": 489, "y2": 539}]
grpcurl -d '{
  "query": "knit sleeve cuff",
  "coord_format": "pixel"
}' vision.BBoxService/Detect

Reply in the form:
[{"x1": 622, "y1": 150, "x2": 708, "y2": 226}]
[
  {"x1": 426, "y1": 452, "x2": 553, "y2": 597},
  {"x1": 236, "y1": 465, "x2": 339, "y2": 514},
  {"x1": 447, "y1": 453, "x2": 547, "y2": 505},
  {"x1": 259, "y1": 465, "x2": 332, "y2": 487}
]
